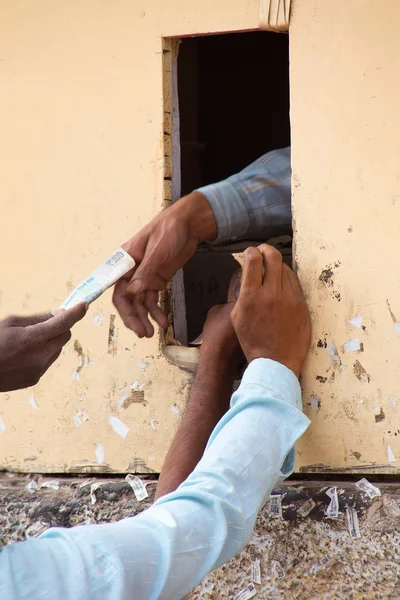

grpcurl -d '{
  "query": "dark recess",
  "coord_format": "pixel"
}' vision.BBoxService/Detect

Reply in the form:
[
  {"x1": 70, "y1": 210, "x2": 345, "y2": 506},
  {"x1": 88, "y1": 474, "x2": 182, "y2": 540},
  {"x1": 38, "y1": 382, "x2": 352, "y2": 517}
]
[
  {"x1": 177, "y1": 31, "x2": 290, "y2": 342},
  {"x1": 178, "y1": 31, "x2": 290, "y2": 195}
]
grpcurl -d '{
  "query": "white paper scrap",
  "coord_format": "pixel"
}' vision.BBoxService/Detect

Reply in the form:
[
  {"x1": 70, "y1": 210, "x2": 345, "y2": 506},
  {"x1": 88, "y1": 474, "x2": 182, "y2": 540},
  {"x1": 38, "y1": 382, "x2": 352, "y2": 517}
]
[
  {"x1": 355, "y1": 478, "x2": 381, "y2": 499},
  {"x1": 310, "y1": 394, "x2": 320, "y2": 411},
  {"x1": 109, "y1": 416, "x2": 129, "y2": 439},
  {"x1": 0, "y1": 417, "x2": 6, "y2": 434},
  {"x1": 26, "y1": 480, "x2": 38, "y2": 493},
  {"x1": 25, "y1": 521, "x2": 49, "y2": 539},
  {"x1": 349, "y1": 315, "x2": 363, "y2": 328},
  {"x1": 28, "y1": 393, "x2": 38, "y2": 410},
  {"x1": 234, "y1": 583, "x2": 257, "y2": 600},
  {"x1": 90, "y1": 482, "x2": 104, "y2": 505},
  {"x1": 346, "y1": 506, "x2": 361, "y2": 539},
  {"x1": 326, "y1": 342, "x2": 340, "y2": 365},
  {"x1": 326, "y1": 487, "x2": 339, "y2": 518},
  {"x1": 343, "y1": 338, "x2": 361, "y2": 353},
  {"x1": 40, "y1": 480, "x2": 60, "y2": 490},
  {"x1": 269, "y1": 494, "x2": 283, "y2": 518},
  {"x1": 298, "y1": 498, "x2": 316, "y2": 518},
  {"x1": 387, "y1": 443, "x2": 397, "y2": 463},
  {"x1": 125, "y1": 474, "x2": 148, "y2": 501},
  {"x1": 61, "y1": 247, "x2": 135, "y2": 309},
  {"x1": 271, "y1": 560, "x2": 285, "y2": 579},
  {"x1": 95, "y1": 443, "x2": 105, "y2": 465},
  {"x1": 320, "y1": 554, "x2": 335, "y2": 569},
  {"x1": 251, "y1": 558, "x2": 261, "y2": 585}
]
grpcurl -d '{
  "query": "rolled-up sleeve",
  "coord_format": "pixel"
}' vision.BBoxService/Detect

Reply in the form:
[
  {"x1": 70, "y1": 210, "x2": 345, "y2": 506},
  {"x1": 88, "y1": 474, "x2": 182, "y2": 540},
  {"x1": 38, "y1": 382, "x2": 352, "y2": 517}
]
[
  {"x1": 0, "y1": 359, "x2": 309, "y2": 600},
  {"x1": 196, "y1": 147, "x2": 292, "y2": 244}
]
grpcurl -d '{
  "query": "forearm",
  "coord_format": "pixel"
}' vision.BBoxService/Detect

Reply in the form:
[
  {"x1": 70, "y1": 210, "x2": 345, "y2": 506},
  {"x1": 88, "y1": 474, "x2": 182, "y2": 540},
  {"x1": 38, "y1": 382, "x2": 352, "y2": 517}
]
[
  {"x1": 0, "y1": 360, "x2": 309, "y2": 600},
  {"x1": 155, "y1": 343, "x2": 237, "y2": 499},
  {"x1": 180, "y1": 191, "x2": 218, "y2": 243},
  {"x1": 196, "y1": 147, "x2": 292, "y2": 243}
]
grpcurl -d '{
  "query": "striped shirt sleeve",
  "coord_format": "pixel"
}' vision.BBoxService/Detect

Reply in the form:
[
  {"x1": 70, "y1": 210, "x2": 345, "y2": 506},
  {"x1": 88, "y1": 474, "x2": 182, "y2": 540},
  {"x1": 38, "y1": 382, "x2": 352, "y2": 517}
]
[{"x1": 196, "y1": 146, "x2": 292, "y2": 244}]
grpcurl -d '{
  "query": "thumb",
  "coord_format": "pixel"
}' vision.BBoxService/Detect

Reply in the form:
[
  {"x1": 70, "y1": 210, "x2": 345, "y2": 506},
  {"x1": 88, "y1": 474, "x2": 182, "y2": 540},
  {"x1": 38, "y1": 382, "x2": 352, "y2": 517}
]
[
  {"x1": 28, "y1": 303, "x2": 88, "y2": 341},
  {"x1": 127, "y1": 248, "x2": 165, "y2": 295}
]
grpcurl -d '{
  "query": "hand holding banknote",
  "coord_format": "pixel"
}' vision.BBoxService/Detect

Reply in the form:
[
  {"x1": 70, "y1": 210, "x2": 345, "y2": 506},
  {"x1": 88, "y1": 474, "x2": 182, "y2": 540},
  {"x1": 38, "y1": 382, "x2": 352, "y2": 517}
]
[
  {"x1": 113, "y1": 192, "x2": 217, "y2": 338},
  {"x1": 0, "y1": 304, "x2": 87, "y2": 392}
]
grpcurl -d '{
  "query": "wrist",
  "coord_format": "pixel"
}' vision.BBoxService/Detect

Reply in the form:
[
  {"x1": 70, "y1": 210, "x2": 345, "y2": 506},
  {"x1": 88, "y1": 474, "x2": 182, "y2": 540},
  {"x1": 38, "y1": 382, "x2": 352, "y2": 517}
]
[
  {"x1": 246, "y1": 352, "x2": 300, "y2": 379},
  {"x1": 199, "y1": 340, "x2": 241, "y2": 376},
  {"x1": 182, "y1": 192, "x2": 217, "y2": 243}
]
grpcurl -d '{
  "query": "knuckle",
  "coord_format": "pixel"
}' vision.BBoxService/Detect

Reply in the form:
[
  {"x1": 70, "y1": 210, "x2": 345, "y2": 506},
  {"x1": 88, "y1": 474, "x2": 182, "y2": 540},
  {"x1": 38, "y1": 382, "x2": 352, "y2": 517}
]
[
  {"x1": 31, "y1": 313, "x2": 52, "y2": 325},
  {"x1": 246, "y1": 255, "x2": 259, "y2": 266},
  {"x1": 266, "y1": 246, "x2": 283, "y2": 262},
  {"x1": 1, "y1": 315, "x2": 19, "y2": 328},
  {"x1": 22, "y1": 326, "x2": 36, "y2": 344},
  {"x1": 57, "y1": 313, "x2": 69, "y2": 332},
  {"x1": 245, "y1": 247, "x2": 260, "y2": 261}
]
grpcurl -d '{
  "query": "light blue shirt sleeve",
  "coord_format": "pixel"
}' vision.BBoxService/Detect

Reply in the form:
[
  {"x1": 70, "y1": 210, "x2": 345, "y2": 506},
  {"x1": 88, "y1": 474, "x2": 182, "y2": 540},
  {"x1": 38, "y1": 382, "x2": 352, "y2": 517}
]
[
  {"x1": 196, "y1": 147, "x2": 292, "y2": 244},
  {"x1": 0, "y1": 359, "x2": 310, "y2": 600}
]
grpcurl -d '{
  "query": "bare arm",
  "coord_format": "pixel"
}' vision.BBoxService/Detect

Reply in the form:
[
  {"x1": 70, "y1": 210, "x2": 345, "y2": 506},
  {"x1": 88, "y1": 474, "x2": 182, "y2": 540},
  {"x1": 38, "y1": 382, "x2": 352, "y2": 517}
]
[{"x1": 155, "y1": 304, "x2": 241, "y2": 500}]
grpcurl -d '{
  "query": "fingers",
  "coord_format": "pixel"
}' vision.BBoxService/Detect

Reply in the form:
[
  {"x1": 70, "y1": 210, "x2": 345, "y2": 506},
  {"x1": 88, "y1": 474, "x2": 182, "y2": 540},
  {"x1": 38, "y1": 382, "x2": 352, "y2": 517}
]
[
  {"x1": 240, "y1": 247, "x2": 263, "y2": 295},
  {"x1": 28, "y1": 303, "x2": 88, "y2": 341},
  {"x1": 113, "y1": 278, "x2": 136, "y2": 329},
  {"x1": 127, "y1": 246, "x2": 166, "y2": 295},
  {"x1": 144, "y1": 290, "x2": 168, "y2": 330},
  {"x1": 1, "y1": 313, "x2": 53, "y2": 328},
  {"x1": 42, "y1": 349, "x2": 63, "y2": 374},
  {"x1": 113, "y1": 280, "x2": 147, "y2": 337},
  {"x1": 113, "y1": 280, "x2": 162, "y2": 338},
  {"x1": 45, "y1": 331, "x2": 72, "y2": 360},
  {"x1": 258, "y1": 244, "x2": 282, "y2": 290},
  {"x1": 282, "y1": 263, "x2": 304, "y2": 300},
  {"x1": 134, "y1": 292, "x2": 155, "y2": 338}
]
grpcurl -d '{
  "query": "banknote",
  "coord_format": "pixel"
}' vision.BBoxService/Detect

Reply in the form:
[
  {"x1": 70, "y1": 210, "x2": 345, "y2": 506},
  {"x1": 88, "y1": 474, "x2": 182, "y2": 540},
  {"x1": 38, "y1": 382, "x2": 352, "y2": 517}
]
[{"x1": 61, "y1": 247, "x2": 135, "y2": 309}]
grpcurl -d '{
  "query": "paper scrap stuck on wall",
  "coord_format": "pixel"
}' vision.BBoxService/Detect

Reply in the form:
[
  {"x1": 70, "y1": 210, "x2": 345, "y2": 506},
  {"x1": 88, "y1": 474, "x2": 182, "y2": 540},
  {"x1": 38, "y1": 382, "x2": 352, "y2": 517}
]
[
  {"x1": 60, "y1": 248, "x2": 135, "y2": 309},
  {"x1": 326, "y1": 487, "x2": 339, "y2": 518},
  {"x1": 234, "y1": 583, "x2": 257, "y2": 600},
  {"x1": 269, "y1": 494, "x2": 283, "y2": 518},
  {"x1": 251, "y1": 558, "x2": 261, "y2": 585},
  {"x1": 125, "y1": 474, "x2": 148, "y2": 501},
  {"x1": 346, "y1": 506, "x2": 361, "y2": 539},
  {"x1": 355, "y1": 478, "x2": 381, "y2": 499},
  {"x1": 271, "y1": 560, "x2": 285, "y2": 580}
]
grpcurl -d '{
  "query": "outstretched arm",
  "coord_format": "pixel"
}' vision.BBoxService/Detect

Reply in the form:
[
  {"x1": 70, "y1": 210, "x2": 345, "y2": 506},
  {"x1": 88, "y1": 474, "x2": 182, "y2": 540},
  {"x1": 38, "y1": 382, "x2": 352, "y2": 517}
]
[
  {"x1": 0, "y1": 244, "x2": 310, "y2": 600},
  {"x1": 113, "y1": 147, "x2": 291, "y2": 338},
  {"x1": 155, "y1": 303, "x2": 242, "y2": 500}
]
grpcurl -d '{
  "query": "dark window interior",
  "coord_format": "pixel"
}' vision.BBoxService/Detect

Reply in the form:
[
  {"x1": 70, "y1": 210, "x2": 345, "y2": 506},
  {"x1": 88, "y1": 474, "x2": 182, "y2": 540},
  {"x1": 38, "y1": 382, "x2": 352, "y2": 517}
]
[{"x1": 174, "y1": 31, "x2": 290, "y2": 344}]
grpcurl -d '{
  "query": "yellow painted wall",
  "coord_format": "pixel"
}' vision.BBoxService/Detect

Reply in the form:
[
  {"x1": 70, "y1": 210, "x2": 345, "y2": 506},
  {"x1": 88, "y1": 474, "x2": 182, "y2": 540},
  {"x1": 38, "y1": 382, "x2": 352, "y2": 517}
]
[
  {"x1": 291, "y1": 0, "x2": 400, "y2": 473},
  {"x1": 0, "y1": 0, "x2": 265, "y2": 473},
  {"x1": 1, "y1": 0, "x2": 398, "y2": 474}
]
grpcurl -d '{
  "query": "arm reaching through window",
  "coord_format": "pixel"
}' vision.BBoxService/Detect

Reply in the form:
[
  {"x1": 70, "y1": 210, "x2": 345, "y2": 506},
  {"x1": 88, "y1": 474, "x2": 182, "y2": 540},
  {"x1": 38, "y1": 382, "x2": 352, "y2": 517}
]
[{"x1": 114, "y1": 147, "x2": 291, "y2": 338}]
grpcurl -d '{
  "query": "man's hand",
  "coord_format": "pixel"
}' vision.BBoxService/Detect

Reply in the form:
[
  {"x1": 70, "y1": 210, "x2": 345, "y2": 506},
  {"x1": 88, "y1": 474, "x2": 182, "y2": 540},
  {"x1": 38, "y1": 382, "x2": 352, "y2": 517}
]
[
  {"x1": 0, "y1": 303, "x2": 88, "y2": 392},
  {"x1": 231, "y1": 244, "x2": 311, "y2": 377},
  {"x1": 113, "y1": 192, "x2": 217, "y2": 338}
]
